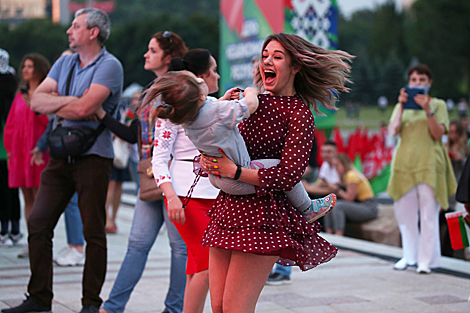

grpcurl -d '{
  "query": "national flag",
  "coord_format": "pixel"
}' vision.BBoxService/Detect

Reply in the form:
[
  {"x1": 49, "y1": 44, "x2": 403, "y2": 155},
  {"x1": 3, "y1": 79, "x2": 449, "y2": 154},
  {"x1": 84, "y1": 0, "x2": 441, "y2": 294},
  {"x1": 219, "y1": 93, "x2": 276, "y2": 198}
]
[
  {"x1": 446, "y1": 211, "x2": 470, "y2": 250},
  {"x1": 314, "y1": 129, "x2": 328, "y2": 166},
  {"x1": 333, "y1": 127, "x2": 345, "y2": 153}
]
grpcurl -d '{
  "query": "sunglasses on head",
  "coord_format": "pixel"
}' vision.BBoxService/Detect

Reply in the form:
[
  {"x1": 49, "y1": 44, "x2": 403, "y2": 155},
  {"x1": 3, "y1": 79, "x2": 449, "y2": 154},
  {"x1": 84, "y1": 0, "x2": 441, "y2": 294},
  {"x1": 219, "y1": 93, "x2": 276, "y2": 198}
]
[{"x1": 162, "y1": 31, "x2": 172, "y2": 43}]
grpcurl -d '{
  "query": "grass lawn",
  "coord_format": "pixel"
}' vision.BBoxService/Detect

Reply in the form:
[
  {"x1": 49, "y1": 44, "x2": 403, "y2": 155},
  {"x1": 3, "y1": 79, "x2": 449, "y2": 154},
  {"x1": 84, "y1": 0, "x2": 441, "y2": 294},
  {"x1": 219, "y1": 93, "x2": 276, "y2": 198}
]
[{"x1": 333, "y1": 104, "x2": 461, "y2": 131}]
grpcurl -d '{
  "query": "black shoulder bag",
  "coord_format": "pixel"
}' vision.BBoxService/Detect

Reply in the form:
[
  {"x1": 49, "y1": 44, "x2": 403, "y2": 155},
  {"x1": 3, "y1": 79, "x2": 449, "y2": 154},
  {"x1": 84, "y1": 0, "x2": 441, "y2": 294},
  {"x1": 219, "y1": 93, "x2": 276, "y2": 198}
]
[{"x1": 48, "y1": 56, "x2": 114, "y2": 159}]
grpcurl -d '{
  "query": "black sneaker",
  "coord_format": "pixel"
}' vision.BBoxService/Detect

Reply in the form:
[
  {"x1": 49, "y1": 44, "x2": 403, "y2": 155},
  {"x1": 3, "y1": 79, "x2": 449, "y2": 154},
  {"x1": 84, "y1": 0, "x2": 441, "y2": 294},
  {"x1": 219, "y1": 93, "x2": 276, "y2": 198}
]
[
  {"x1": 79, "y1": 305, "x2": 99, "y2": 313},
  {"x1": 1, "y1": 294, "x2": 51, "y2": 313},
  {"x1": 265, "y1": 272, "x2": 292, "y2": 286}
]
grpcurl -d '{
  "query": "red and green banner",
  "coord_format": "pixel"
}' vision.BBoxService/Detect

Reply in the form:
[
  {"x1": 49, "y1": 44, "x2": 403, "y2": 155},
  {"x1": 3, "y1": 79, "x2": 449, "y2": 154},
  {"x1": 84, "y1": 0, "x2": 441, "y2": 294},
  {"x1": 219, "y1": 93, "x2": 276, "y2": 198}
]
[
  {"x1": 69, "y1": 1, "x2": 115, "y2": 13},
  {"x1": 446, "y1": 211, "x2": 470, "y2": 250},
  {"x1": 325, "y1": 126, "x2": 394, "y2": 195}
]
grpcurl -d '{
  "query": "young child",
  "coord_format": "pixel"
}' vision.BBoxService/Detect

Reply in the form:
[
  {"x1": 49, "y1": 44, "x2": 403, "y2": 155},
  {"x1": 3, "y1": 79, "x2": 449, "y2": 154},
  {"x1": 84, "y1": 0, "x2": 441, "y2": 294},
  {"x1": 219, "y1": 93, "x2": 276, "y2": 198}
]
[{"x1": 145, "y1": 71, "x2": 335, "y2": 223}]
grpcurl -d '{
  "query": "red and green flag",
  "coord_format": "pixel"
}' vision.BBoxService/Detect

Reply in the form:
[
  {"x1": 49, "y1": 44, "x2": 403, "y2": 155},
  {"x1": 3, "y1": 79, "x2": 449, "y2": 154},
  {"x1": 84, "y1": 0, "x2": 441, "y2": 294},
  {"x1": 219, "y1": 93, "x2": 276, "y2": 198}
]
[{"x1": 446, "y1": 211, "x2": 470, "y2": 250}]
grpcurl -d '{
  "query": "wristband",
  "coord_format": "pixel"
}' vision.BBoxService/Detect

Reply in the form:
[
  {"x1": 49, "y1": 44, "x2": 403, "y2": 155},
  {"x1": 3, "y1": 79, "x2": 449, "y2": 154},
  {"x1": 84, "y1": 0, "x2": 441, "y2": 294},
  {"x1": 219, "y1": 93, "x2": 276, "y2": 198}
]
[
  {"x1": 167, "y1": 196, "x2": 179, "y2": 204},
  {"x1": 233, "y1": 165, "x2": 242, "y2": 180}
]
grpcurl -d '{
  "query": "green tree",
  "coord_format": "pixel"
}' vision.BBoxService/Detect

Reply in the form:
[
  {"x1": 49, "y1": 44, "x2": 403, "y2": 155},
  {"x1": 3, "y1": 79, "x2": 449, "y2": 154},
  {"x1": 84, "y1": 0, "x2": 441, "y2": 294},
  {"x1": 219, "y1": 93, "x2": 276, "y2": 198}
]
[
  {"x1": 106, "y1": 12, "x2": 219, "y2": 88},
  {"x1": 341, "y1": 47, "x2": 377, "y2": 105},
  {"x1": 338, "y1": 6, "x2": 406, "y2": 105},
  {"x1": 376, "y1": 55, "x2": 406, "y2": 104},
  {"x1": 109, "y1": 0, "x2": 219, "y2": 24},
  {"x1": 368, "y1": 0, "x2": 407, "y2": 64},
  {"x1": 1, "y1": 19, "x2": 67, "y2": 71},
  {"x1": 338, "y1": 9, "x2": 374, "y2": 56},
  {"x1": 407, "y1": 0, "x2": 470, "y2": 99}
]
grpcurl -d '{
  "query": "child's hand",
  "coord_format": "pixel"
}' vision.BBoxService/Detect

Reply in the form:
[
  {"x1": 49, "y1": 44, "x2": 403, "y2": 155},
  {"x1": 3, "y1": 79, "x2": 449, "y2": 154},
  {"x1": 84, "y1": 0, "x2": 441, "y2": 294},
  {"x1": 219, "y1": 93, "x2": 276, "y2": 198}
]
[{"x1": 219, "y1": 87, "x2": 241, "y2": 101}]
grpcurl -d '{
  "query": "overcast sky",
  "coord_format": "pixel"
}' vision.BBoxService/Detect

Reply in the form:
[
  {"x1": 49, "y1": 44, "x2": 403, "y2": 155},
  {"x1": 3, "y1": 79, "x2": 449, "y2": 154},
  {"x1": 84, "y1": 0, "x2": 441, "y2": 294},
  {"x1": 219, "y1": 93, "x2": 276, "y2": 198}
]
[{"x1": 337, "y1": 0, "x2": 402, "y2": 17}]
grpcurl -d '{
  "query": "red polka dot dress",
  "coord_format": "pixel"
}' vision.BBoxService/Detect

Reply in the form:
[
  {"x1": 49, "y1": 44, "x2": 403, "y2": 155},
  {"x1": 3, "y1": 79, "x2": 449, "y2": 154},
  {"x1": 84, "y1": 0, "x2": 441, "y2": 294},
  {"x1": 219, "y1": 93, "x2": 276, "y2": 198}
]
[{"x1": 202, "y1": 94, "x2": 337, "y2": 271}]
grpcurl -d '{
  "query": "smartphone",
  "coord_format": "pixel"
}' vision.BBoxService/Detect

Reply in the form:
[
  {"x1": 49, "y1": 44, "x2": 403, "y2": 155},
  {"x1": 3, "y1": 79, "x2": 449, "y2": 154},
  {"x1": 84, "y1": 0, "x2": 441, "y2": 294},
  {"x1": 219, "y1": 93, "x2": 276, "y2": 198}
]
[
  {"x1": 403, "y1": 85, "x2": 428, "y2": 110},
  {"x1": 20, "y1": 86, "x2": 28, "y2": 95}
]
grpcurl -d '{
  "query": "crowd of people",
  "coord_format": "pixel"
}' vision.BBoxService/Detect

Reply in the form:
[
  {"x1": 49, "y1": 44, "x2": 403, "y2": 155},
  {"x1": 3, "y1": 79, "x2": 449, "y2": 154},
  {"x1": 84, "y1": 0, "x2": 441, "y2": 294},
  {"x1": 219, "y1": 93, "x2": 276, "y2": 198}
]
[{"x1": 1, "y1": 6, "x2": 469, "y2": 313}]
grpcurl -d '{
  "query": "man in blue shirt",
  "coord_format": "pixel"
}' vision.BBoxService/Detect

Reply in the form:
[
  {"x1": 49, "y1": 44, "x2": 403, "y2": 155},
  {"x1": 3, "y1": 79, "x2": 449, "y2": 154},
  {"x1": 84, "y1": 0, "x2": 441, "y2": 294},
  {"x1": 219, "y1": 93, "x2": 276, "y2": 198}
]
[{"x1": 2, "y1": 8, "x2": 123, "y2": 313}]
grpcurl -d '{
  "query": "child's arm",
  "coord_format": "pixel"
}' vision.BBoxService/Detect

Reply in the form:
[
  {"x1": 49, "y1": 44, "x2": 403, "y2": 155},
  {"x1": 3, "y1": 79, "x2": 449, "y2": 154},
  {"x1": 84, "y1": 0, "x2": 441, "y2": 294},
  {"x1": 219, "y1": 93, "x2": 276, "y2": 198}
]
[
  {"x1": 219, "y1": 87, "x2": 241, "y2": 101},
  {"x1": 243, "y1": 87, "x2": 259, "y2": 114}
]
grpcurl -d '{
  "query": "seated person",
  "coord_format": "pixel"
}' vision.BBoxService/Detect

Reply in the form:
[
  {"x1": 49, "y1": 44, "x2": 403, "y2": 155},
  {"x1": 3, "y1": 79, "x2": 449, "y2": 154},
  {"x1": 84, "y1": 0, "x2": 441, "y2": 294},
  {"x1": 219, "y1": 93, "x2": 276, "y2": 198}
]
[
  {"x1": 323, "y1": 153, "x2": 378, "y2": 236},
  {"x1": 303, "y1": 140, "x2": 340, "y2": 197}
]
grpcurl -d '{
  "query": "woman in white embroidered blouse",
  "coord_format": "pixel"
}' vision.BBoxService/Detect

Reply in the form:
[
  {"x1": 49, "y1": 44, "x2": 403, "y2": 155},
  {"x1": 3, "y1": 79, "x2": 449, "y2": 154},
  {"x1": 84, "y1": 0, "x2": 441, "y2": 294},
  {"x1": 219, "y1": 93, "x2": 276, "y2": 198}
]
[{"x1": 151, "y1": 49, "x2": 219, "y2": 313}]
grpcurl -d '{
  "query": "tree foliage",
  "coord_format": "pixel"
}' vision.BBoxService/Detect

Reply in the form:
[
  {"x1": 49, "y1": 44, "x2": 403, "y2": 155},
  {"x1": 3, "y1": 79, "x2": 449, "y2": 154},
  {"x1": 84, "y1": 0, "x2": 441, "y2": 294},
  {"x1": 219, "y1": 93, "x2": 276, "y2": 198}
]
[
  {"x1": 338, "y1": 0, "x2": 469, "y2": 105},
  {"x1": 407, "y1": 0, "x2": 470, "y2": 99},
  {"x1": 1, "y1": 0, "x2": 468, "y2": 101},
  {"x1": 0, "y1": 11, "x2": 218, "y2": 89},
  {"x1": 109, "y1": 0, "x2": 219, "y2": 24},
  {"x1": 0, "y1": 19, "x2": 68, "y2": 71},
  {"x1": 106, "y1": 12, "x2": 219, "y2": 87}
]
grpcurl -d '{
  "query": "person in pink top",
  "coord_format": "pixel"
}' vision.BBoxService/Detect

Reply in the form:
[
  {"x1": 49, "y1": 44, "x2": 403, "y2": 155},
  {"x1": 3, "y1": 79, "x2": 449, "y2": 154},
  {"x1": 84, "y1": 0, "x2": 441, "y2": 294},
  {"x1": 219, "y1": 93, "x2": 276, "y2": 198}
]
[{"x1": 3, "y1": 53, "x2": 50, "y2": 221}]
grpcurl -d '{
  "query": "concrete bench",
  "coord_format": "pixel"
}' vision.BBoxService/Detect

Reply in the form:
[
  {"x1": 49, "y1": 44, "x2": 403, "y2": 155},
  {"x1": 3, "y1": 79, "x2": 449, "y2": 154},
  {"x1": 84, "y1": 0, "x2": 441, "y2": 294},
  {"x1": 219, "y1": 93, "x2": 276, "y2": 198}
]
[{"x1": 344, "y1": 203, "x2": 402, "y2": 247}]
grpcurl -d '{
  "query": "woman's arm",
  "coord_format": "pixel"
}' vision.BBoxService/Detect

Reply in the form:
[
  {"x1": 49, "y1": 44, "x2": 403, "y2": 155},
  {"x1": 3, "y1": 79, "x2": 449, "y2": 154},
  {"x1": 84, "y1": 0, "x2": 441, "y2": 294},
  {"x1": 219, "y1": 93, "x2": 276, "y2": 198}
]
[
  {"x1": 335, "y1": 183, "x2": 358, "y2": 202},
  {"x1": 99, "y1": 111, "x2": 139, "y2": 144},
  {"x1": 388, "y1": 89, "x2": 406, "y2": 136},
  {"x1": 159, "y1": 182, "x2": 185, "y2": 224},
  {"x1": 151, "y1": 119, "x2": 184, "y2": 223},
  {"x1": 202, "y1": 108, "x2": 314, "y2": 191},
  {"x1": 201, "y1": 149, "x2": 260, "y2": 186},
  {"x1": 415, "y1": 95, "x2": 445, "y2": 141}
]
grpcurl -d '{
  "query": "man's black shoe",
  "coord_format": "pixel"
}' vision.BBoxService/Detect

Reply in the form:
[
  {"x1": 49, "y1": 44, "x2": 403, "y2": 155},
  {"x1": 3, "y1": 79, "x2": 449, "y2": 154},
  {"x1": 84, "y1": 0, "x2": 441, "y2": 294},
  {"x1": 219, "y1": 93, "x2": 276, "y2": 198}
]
[
  {"x1": 79, "y1": 305, "x2": 99, "y2": 313},
  {"x1": 1, "y1": 294, "x2": 51, "y2": 313}
]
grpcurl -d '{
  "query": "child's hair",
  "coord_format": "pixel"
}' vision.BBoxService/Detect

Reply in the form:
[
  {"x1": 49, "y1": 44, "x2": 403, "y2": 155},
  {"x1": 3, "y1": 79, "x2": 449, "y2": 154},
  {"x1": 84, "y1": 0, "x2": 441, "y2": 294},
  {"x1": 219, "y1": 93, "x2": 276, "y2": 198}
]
[
  {"x1": 142, "y1": 71, "x2": 202, "y2": 125},
  {"x1": 254, "y1": 33, "x2": 353, "y2": 114}
]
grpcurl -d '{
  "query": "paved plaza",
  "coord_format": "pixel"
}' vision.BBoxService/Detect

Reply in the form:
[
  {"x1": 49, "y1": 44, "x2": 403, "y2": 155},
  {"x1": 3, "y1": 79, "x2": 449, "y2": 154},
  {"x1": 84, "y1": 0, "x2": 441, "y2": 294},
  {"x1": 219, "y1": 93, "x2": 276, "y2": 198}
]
[{"x1": 1, "y1": 187, "x2": 469, "y2": 312}]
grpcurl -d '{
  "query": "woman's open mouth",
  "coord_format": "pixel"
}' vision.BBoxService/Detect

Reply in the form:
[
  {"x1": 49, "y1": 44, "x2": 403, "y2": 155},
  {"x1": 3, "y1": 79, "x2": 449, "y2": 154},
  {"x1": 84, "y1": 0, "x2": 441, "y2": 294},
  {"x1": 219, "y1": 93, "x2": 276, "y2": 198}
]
[{"x1": 264, "y1": 70, "x2": 276, "y2": 85}]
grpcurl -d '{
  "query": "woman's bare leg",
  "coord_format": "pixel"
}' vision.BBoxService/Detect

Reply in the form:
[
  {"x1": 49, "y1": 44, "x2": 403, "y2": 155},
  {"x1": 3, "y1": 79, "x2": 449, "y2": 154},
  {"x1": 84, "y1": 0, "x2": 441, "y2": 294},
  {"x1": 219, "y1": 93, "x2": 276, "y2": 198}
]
[
  {"x1": 110, "y1": 181, "x2": 123, "y2": 228},
  {"x1": 183, "y1": 270, "x2": 209, "y2": 313},
  {"x1": 209, "y1": 247, "x2": 278, "y2": 313},
  {"x1": 209, "y1": 247, "x2": 232, "y2": 313},
  {"x1": 222, "y1": 251, "x2": 278, "y2": 313}
]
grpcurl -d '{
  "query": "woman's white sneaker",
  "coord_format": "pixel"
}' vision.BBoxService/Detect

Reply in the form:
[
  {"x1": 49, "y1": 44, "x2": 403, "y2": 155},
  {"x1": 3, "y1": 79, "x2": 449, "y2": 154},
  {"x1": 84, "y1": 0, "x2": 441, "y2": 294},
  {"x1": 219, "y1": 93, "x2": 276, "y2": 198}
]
[
  {"x1": 393, "y1": 258, "x2": 408, "y2": 270},
  {"x1": 55, "y1": 247, "x2": 85, "y2": 266},
  {"x1": 417, "y1": 265, "x2": 431, "y2": 274},
  {"x1": 0, "y1": 234, "x2": 13, "y2": 247}
]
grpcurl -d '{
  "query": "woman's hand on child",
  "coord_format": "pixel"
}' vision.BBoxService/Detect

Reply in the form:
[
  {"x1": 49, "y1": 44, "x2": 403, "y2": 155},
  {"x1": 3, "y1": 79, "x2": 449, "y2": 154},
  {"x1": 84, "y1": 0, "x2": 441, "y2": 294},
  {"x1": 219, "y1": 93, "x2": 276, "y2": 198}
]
[{"x1": 200, "y1": 149, "x2": 237, "y2": 179}]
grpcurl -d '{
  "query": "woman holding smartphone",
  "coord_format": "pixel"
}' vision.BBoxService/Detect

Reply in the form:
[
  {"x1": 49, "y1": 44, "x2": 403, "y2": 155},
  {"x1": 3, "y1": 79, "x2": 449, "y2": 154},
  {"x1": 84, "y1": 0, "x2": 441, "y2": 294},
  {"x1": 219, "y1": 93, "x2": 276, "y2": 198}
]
[{"x1": 387, "y1": 64, "x2": 456, "y2": 274}]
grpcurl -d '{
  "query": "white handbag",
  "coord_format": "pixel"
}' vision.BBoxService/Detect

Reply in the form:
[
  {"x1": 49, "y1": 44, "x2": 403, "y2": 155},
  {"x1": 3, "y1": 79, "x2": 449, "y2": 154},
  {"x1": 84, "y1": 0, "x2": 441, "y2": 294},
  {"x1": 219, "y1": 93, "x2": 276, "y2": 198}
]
[{"x1": 113, "y1": 137, "x2": 130, "y2": 169}]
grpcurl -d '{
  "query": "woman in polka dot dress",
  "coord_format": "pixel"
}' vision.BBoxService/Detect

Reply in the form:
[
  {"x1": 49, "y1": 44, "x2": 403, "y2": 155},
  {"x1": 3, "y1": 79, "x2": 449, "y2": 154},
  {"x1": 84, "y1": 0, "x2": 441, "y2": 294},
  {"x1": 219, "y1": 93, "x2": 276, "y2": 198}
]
[{"x1": 200, "y1": 33, "x2": 353, "y2": 313}]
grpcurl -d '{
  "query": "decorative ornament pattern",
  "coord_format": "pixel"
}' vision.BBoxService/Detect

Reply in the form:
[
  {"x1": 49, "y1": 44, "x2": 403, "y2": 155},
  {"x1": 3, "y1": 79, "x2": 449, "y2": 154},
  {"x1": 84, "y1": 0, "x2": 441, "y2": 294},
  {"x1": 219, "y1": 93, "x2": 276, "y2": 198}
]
[{"x1": 288, "y1": 0, "x2": 336, "y2": 50}]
